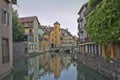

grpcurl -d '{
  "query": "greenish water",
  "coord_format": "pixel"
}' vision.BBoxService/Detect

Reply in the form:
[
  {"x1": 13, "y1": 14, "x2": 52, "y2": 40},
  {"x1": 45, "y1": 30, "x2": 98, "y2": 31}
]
[{"x1": 2, "y1": 53, "x2": 111, "y2": 80}]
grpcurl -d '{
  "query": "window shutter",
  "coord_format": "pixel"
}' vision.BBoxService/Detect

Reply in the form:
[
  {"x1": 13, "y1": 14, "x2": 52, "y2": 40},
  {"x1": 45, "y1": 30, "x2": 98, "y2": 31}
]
[
  {"x1": 7, "y1": 13, "x2": 9, "y2": 26},
  {"x1": 1, "y1": 9, "x2": 3, "y2": 23},
  {"x1": 1, "y1": 9, "x2": 5, "y2": 24},
  {"x1": 0, "y1": 9, "x2": 1, "y2": 24}
]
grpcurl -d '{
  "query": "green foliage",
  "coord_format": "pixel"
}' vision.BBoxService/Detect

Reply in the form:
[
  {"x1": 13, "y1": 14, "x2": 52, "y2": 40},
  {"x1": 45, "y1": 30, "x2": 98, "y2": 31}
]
[
  {"x1": 88, "y1": 0, "x2": 102, "y2": 9},
  {"x1": 12, "y1": 9, "x2": 24, "y2": 42},
  {"x1": 86, "y1": 0, "x2": 120, "y2": 45}
]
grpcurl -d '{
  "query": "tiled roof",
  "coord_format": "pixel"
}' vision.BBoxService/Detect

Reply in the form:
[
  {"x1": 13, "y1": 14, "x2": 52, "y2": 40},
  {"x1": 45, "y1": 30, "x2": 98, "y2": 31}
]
[
  {"x1": 61, "y1": 28, "x2": 72, "y2": 36},
  {"x1": 48, "y1": 27, "x2": 54, "y2": 32},
  {"x1": 40, "y1": 25, "x2": 49, "y2": 33},
  {"x1": 18, "y1": 16, "x2": 37, "y2": 23},
  {"x1": 54, "y1": 21, "x2": 60, "y2": 25},
  {"x1": 40, "y1": 25, "x2": 54, "y2": 33}
]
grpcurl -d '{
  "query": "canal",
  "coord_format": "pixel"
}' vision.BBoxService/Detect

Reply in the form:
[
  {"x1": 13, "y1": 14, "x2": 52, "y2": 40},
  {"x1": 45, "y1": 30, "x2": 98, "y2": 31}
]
[{"x1": 2, "y1": 52, "x2": 111, "y2": 80}]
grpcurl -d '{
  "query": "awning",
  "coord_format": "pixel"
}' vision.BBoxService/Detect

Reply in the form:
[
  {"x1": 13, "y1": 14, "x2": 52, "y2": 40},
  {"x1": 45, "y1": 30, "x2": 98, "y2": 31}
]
[{"x1": 79, "y1": 43, "x2": 85, "y2": 46}]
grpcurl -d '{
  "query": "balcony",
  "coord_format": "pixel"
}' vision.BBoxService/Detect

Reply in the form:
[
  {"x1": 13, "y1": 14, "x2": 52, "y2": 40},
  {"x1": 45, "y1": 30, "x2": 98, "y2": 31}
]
[
  {"x1": 84, "y1": 37, "x2": 90, "y2": 42},
  {"x1": 79, "y1": 30, "x2": 84, "y2": 34},
  {"x1": 77, "y1": 16, "x2": 84, "y2": 23}
]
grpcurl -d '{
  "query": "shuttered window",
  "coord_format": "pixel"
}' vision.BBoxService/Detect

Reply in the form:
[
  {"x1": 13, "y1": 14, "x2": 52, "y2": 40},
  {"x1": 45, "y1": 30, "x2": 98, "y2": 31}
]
[
  {"x1": 2, "y1": 38, "x2": 9, "y2": 64},
  {"x1": 1, "y1": 9, "x2": 9, "y2": 26}
]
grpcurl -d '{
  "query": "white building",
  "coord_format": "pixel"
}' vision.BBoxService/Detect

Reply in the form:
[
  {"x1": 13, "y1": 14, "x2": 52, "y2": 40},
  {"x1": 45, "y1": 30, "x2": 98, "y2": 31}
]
[{"x1": 77, "y1": 3, "x2": 102, "y2": 56}]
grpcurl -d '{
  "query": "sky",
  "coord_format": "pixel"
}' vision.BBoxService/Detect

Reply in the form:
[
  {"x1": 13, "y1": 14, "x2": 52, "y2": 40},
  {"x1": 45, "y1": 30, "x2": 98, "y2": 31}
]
[{"x1": 13, "y1": 0, "x2": 88, "y2": 36}]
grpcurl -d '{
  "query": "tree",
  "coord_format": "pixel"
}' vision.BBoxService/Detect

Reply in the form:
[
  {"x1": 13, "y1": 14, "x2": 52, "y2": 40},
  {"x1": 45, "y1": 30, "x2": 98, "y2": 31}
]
[
  {"x1": 88, "y1": 0, "x2": 102, "y2": 10},
  {"x1": 12, "y1": 9, "x2": 24, "y2": 42},
  {"x1": 86, "y1": 0, "x2": 120, "y2": 45}
]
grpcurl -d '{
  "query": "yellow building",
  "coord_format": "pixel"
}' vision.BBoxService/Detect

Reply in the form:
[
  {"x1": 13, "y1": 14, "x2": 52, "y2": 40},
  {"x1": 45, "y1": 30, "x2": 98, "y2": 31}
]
[
  {"x1": 49, "y1": 30, "x2": 55, "y2": 48},
  {"x1": 54, "y1": 22, "x2": 62, "y2": 47},
  {"x1": 49, "y1": 22, "x2": 62, "y2": 48},
  {"x1": 41, "y1": 33, "x2": 49, "y2": 52},
  {"x1": 41, "y1": 54, "x2": 62, "y2": 78},
  {"x1": 40, "y1": 22, "x2": 62, "y2": 51},
  {"x1": 54, "y1": 55, "x2": 61, "y2": 78}
]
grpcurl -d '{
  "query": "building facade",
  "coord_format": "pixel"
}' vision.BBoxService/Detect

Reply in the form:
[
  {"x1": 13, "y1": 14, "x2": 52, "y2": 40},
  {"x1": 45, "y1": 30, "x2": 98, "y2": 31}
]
[
  {"x1": 77, "y1": 3, "x2": 102, "y2": 56},
  {"x1": 0, "y1": 0, "x2": 16, "y2": 77},
  {"x1": 41, "y1": 33, "x2": 49, "y2": 52},
  {"x1": 38, "y1": 25, "x2": 51, "y2": 52},
  {"x1": 61, "y1": 29, "x2": 74, "y2": 47},
  {"x1": 19, "y1": 16, "x2": 40, "y2": 53},
  {"x1": 53, "y1": 22, "x2": 62, "y2": 47},
  {"x1": 49, "y1": 22, "x2": 62, "y2": 49}
]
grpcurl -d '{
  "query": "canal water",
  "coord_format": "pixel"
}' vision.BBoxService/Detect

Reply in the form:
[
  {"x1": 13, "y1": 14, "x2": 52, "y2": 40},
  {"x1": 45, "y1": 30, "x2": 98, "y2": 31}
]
[{"x1": 2, "y1": 53, "x2": 111, "y2": 80}]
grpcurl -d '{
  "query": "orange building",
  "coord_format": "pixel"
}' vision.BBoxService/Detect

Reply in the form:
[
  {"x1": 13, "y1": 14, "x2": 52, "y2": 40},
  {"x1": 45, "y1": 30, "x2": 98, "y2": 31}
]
[
  {"x1": 41, "y1": 54, "x2": 62, "y2": 78},
  {"x1": 41, "y1": 33, "x2": 49, "y2": 52},
  {"x1": 49, "y1": 22, "x2": 62, "y2": 48},
  {"x1": 54, "y1": 55, "x2": 61, "y2": 78}
]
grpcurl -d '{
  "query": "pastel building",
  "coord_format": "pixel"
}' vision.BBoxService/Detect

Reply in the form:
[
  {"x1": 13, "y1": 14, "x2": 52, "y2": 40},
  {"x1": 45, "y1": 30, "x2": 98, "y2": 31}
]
[
  {"x1": 19, "y1": 16, "x2": 40, "y2": 53},
  {"x1": 49, "y1": 22, "x2": 62, "y2": 48},
  {"x1": 61, "y1": 29, "x2": 74, "y2": 47},
  {"x1": 38, "y1": 25, "x2": 50, "y2": 52}
]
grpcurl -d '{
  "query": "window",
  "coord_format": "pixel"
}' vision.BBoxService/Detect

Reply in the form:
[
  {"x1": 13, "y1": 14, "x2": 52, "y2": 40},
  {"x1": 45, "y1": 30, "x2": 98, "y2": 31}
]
[
  {"x1": 2, "y1": 9, "x2": 9, "y2": 25},
  {"x1": 35, "y1": 37, "x2": 37, "y2": 42},
  {"x1": 29, "y1": 44, "x2": 31, "y2": 50},
  {"x1": 2, "y1": 38, "x2": 9, "y2": 64},
  {"x1": 11, "y1": 0, "x2": 17, "y2": 4},
  {"x1": 55, "y1": 26, "x2": 57, "y2": 29},
  {"x1": 52, "y1": 39, "x2": 54, "y2": 42},
  {"x1": 4, "y1": 0, "x2": 10, "y2": 3},
  {"x1": 29, "y1": 29, "x2": 32, "y2": 34}
]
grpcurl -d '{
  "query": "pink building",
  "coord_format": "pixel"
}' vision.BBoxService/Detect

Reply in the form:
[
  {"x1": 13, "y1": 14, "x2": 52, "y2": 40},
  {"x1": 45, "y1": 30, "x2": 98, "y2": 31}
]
[{"x1": 0, "y1": 0, "x2": 16, "y2": 78}]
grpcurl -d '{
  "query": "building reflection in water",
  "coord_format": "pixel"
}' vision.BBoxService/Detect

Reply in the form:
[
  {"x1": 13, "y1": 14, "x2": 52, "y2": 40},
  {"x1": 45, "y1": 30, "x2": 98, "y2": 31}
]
[
  {"x1": 40, "y1": 53, "x2": 71, "y2": 79},
  {"x1": 1, "y1": 53, "x2": 110, "y2": 80},
  {"x1": 2, "y1": 55, "x2": 41, "y2": 80},
  {"x1": 26, "y1": 56, "x2": 40, "y2": 80}
]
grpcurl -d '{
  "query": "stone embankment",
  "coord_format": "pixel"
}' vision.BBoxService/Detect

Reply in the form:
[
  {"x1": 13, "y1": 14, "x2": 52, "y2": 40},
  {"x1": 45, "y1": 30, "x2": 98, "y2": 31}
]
[{"x1": 76, "y1": 53, "x2": 120, "y2": 80}]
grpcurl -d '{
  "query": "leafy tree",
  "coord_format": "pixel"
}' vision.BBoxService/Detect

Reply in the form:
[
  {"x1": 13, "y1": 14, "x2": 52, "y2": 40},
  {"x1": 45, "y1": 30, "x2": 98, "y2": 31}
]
[
  {"x1": 12, "y1": 9, "x2": 24, "y2": 42},
  {"x1": 86, "y1": 0, "x2": 120, "y2": 45},
  {"x1": 88, "y1": 0, "x2": 102, "y2": 9}
]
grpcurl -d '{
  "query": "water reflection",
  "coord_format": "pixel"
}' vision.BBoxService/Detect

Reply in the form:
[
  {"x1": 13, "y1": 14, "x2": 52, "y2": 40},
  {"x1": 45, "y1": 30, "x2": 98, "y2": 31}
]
[
  {"x1": 39, "y1": 54, "x2": 73, "y2": 80},
  {"x1": 2, "y1": 53, "x2": 111, "y2": 80},
  {"x1": 41, "y1": 54, "x2": 62, "y2": 79},
  {"x1": 27, "y1": 56, "x2": 40, "y2": 80},
  {"x1": 76, "y1": 62, "x2": 111, "y2": 80}
]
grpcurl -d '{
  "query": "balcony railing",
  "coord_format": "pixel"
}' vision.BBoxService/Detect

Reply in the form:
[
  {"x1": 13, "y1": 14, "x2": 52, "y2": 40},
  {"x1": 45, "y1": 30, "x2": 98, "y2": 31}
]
[{"x1": 84, "y1": 37, "x2": 90, "y2": 42}]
